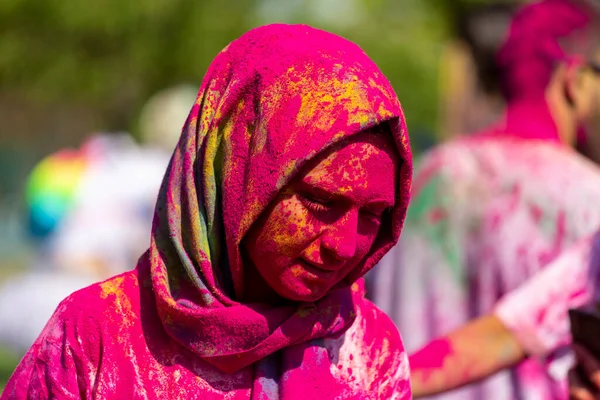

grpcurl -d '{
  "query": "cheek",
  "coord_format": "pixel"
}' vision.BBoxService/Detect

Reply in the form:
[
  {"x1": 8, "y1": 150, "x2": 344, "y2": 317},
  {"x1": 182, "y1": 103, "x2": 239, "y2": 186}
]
[
  {"x1": 359, "y1": 217, "x2": 381, "y2": 241},
  {"x1": 354, "y1": 234, "x2": 375, "y2": 260},
  {"x1": 259, "y1": 198, "x2": 320, "y2": 258},
  {"x1": 350, "y1": 219, "x2": 382, "y2": 261}
]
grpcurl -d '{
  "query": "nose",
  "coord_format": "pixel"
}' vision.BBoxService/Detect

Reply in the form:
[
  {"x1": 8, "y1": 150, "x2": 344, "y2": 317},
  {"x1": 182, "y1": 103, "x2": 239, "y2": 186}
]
[{"x1": 321, "y1": 209, "x2": 358, "y2": 261}]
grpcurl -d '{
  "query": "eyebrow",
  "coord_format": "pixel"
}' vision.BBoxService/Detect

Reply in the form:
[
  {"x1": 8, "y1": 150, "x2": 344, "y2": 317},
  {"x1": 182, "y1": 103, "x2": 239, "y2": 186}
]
[
  {"x1": 298, "y1": 181, "x2": 337, "y2": 200},
  {"x1": 299, "y1": 181, "x2": 395, "y2": 209}
]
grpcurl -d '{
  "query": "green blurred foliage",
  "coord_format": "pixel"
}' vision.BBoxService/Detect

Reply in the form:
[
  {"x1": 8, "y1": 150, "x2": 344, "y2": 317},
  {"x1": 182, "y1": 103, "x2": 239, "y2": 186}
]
[
  {"x1": 0, "y1": 0, "x2": 256, "y2": 129},
  {"x1": 0, "y1": 345, "x2": 20, "y2": 393},
  {"x1": 0, "y1": 0, "x2": 456, "y2": 151},
  {"x1": 0, "y1": 0, "x2": 525, "y2": 142}
]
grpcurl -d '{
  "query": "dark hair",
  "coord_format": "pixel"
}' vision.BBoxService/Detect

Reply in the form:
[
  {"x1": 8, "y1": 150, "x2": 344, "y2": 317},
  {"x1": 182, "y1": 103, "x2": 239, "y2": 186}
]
[{"x1": 456, "y1": 3, "x2": 516, "y2": 96}]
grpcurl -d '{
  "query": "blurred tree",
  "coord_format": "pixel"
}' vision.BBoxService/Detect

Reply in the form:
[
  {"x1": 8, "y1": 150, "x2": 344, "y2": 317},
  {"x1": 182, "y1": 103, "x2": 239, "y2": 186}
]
[
  {"x1": 0, "y1": 0, "x2": 455, "y2": 152},
  {"x1": 0, "y1": 0, "x2": 255, "y2": 132}
]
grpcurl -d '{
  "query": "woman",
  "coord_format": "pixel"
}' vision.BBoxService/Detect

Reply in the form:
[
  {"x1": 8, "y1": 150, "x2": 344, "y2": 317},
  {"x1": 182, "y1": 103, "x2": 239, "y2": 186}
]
[{"x1": 2, "y1": 25, "x2": 413, "y2": 399}]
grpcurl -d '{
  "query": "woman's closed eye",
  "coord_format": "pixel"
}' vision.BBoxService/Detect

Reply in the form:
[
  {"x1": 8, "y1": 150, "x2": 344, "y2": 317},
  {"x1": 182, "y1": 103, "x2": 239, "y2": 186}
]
[{"x1": 299, "y1": 192, "x2": 334, "y2": 213}]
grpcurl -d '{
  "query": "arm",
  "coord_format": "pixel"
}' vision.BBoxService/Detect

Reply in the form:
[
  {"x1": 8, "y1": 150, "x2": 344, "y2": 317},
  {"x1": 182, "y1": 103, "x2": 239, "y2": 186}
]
[
  {"x1": 409, "y1": 315, "x2": 525, "y2": 397},
  {"x1": 410, "y1": 233, "x2": 600, "y2": 398}
]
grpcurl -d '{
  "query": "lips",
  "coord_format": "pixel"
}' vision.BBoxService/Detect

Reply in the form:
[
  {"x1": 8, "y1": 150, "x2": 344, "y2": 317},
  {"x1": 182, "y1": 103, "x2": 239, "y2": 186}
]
[
  {"x1": 298, "y1": 258, "x2": 342, "y2": 272},
  {"x1": 294, "y1": 259, "x2": 336, "y2": 283}
]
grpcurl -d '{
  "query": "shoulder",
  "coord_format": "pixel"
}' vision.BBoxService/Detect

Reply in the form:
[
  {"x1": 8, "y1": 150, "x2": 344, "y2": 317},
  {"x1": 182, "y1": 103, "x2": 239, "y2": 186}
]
[
  {"x1": 353, "y1": 300, "x2": 407, "y2": 362},
  {"x1": 56, "y1": 270, "x2": 141, "y2": 321},
  {"x1": 412, "y1": 138, "x2": 490, "y2": 199},
  {"x1": 466, "y1": 137, "x2": 600, "y2": 182},
  {"x1": 415, "y1": 140, "x2": 476, "y2": 178},
  {"x1": 405, "y1": 140, "x2": 482, "y2": 227},
  {"x1": 1, "y1": 271, "x2": 142, "y2": 398},
  {"x1": 39, "y1": 270, "x2": 142, "y2": 354}
]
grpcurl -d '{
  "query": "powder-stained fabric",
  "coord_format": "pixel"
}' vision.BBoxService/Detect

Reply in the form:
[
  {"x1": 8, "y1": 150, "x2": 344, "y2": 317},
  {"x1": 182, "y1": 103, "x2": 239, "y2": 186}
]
[
  {"x1": 2, "y1": 24, "x2": 412, "y2": 399},
  {"x1": 495, "y1": 230, "x2": 600, "y2": 398},
  {"x1": 374, "y1": 135, "x2": 600, "y2": 400}
]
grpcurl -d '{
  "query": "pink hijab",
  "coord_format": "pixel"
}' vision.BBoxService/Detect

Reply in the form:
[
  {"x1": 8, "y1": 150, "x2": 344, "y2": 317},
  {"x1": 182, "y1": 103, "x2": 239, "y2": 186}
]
[{"x1": 145, "y1": 22, "x2": 412, "y2": 385}]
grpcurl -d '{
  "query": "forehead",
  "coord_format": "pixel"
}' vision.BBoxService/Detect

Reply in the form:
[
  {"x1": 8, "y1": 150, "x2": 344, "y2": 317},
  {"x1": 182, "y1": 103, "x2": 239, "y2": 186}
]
[{"x1": 301, "y1": 133, "x2": 399, "y2": 203}]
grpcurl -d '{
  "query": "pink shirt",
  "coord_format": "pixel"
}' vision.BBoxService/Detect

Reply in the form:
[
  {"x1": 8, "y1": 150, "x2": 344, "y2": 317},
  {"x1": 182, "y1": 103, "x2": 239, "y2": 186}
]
[{"x1": 1, "y1": 270, "x2": 411, "y2": 399}]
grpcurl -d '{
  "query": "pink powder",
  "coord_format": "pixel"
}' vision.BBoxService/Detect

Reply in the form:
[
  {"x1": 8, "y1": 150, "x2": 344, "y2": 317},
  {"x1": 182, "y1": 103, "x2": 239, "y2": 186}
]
[{"x1": 409, "y1": 338, "x2": 454, "y2": 370}]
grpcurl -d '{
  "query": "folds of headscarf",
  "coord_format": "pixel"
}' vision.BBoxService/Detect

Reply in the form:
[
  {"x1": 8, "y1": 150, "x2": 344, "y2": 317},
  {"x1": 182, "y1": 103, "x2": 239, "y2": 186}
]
[{"x1": 143, "y1": 24, "x2": 412, "y2": 374}]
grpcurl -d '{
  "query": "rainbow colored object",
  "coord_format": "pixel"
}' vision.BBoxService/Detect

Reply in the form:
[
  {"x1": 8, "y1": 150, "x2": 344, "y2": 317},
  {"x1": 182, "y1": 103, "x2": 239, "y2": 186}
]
[{"x1": 25, "y1": 149, "x2": 87, "y2": 238}]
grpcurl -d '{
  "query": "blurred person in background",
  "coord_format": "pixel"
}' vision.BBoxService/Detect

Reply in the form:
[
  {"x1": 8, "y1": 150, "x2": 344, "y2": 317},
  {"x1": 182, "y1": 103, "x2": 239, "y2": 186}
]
[
  {"x1": 409, "y1": 229, "x2": 600, "y2": 399},
  {"x1": 0, "y1": 84, "x2": 196, "y2": 355},
  {"x1": 138, "y1": 84, "x2": 199, "y2": 152},
  {"x1": 373, "y1": 0, "x2": 600, "y2": 398},
  {"x1": 578, "y1": 100, "x2": 600, "y2": 165}
]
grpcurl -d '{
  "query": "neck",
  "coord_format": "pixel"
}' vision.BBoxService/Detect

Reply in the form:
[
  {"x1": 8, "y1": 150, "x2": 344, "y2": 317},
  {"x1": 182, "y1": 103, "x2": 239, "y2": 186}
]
[{"x1": 490, "y1": 96, "x2": 564, "y2": 143}]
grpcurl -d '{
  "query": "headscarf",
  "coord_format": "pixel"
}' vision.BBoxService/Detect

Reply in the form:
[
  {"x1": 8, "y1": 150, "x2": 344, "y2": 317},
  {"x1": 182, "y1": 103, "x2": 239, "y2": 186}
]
[{"x1": 142, "y1": 24, "x2": 412, "y2": 375}]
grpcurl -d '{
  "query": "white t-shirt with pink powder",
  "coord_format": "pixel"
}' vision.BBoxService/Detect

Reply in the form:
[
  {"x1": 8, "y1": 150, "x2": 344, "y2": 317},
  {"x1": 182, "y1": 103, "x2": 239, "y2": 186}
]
[{"x1": 494, "y1": 231, "x2": 600, "y2": 397}]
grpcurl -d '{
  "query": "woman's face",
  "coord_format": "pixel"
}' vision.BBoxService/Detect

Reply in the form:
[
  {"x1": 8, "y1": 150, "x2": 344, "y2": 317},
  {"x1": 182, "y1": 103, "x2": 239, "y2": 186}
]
[{"x1": 243, "y1": 131, "x2": 399, "y2": 302}]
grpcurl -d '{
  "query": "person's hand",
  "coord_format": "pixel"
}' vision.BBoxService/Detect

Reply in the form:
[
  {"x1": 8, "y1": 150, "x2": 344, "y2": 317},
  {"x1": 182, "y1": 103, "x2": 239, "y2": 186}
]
[{"x1": 568, "y1": 344, "x2": 600, "y2": 400}]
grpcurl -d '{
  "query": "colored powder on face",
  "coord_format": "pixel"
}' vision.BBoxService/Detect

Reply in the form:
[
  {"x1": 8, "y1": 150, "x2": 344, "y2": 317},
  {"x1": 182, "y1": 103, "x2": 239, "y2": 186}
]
[{"x1": 243, "y1": 132, "x2": 400, "y2": 303}]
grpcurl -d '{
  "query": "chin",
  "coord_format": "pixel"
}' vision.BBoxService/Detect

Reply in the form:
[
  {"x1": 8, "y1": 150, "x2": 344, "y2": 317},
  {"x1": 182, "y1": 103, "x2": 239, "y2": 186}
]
[{"x1": 277, "y1": 281, "x2": 330, "y2": 303}]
